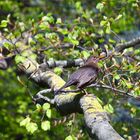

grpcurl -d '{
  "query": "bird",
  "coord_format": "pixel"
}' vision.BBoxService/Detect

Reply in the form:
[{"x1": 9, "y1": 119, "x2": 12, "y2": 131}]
[{"x1": 54, "y1": 55, "x2": 104, "y2": 95}]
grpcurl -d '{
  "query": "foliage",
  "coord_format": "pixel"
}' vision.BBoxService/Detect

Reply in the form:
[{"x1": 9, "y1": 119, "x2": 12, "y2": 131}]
[{"x1": 0, "y1": 0, "x2": 140, "y2": 139}]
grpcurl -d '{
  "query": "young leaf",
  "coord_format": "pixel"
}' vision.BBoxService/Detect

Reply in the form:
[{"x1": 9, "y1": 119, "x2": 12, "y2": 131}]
[
  {"x1": 104, "y1": 104, "x2": 114, "y2": 114},
  {"x1": 43, "y1": 103, "x2": 50, "y2": 111},
  {"x1": 20, "y1": 116, "x2": 31, "y2": 126},
  {"x1": 15, "y1": 55, "x2": 26, "y2": 64},
  {"x1": 26, "y1": 122, "x2": 38, "y2": 134},
  {"x1": 41, "y1": 121, "x2": 51, "y2": 131},
  {"x1": 96, "y1": 3, "x2": 104, "y2": 12},
  {"x1": 65, "y1": 135, "x2": 76, "y2": 140},
  {"x1": 81, "y1": 50, "x2": 90, "y2": 58},
  {"x1": 36, "y1": 104, "x2": 42, "y2": 111},
  {"x1": 114, "y1": 74, "x2": 120, "y2": 80},
  {"x1": 115, "y1": 14, "x2": 123, "y2": 21},
  {"x1": 54, "y1": 67, "x2": 63, "y2": 75},
  {"x1": 106, "y1": 26, "x2": 111, "y2": 34},
  {"x1": 56, "y1": 18, "x2": 62, "y2": 24},
  {"x1": 0, "y1": 20, "x2": 8, "y2": 27},
  {"x1": 28, "y1": 37, "x2": 36, "y2": 45},
  {"x1": 100, "y1": 20, "x2": 107, "y2": 26},
  {"x1": 46, "y1": 109, "x2": 52, "y2": 118}
]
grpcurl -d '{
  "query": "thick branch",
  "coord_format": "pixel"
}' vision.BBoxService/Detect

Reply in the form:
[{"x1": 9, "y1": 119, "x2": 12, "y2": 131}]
[
  {"x1": 80, "y1": 95, "x2": 124, "y2": 140},
  {"x1": 40, "y1": 58, "x2": 85, "y2": 69},
  {"x1": 115, "y1": 36, "x2": 140, "y2": 52},
  {"x1": 35, "y1": 89, "x2": 55, "y2": 104}
]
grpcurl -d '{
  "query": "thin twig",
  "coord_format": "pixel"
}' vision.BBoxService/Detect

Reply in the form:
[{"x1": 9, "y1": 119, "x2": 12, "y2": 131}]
[{"x1": 88, "y1": 84, "x2": 135, "y2": 97}]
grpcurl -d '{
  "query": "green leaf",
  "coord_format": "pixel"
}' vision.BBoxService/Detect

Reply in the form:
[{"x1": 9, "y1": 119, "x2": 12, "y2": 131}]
[
  {"x1": 3, "y1": 42, "x2": 12, "y2": 49},
  {"x1": 104, "y1": 104, "x2": 114, "y2": 114},
  {"x1": 115, "y1": 14, "x2": 123, "y2": 21},
  {"x1": 109, "y1": 39, "x2": 116, "y2": 43},
  {"x1": 46, "y1": 109, "x2": 51, "y2": 118},
  {"x1": 100, "y1": 20, "x2": 107, "y2": 26},
  {"x1": 105, "y1": 23, "x2": 111, "y2": 34},
  {"x1": 45, "y1": 33, "x2": 59, "y2": 42},
  {"x1": 96, "y1": 3, "x2": 104, "y2": 12},
  {"x1": 132, "y1": 3, "x2": 138, "y2": 7},
  {"x1": 0, "y1": 20, "x2": 8, "y2": 27},
  {"x1": 43, "y1": 103, "x2": 50, "y2": 111},
  {"x1": 67, "y1": 120, "x2": 73, "y2": 126},
  {"x1": 35, "y1": 33, "x2": 45, "y2": 42},
  {"x1": 65, "y1": 37, "x2": 79, "y2": 46},
  {"x1": 36, "y1": 104, "x2": 42, "y2": 111},
  {"x1": 28, "y1": 37, "x2": 36, "y2": 45},
  {"x1": 98, "y1": 61, "x2": 104, "y2": 67},
  {"x1": 98, "y1": 29, "x2": 104, "y2": 35},
  {"x1": 126, "y1": 82, "x2": 133, "y2": 89},
  {"x1": 20, "y1": 116, "x2": 31, "y2": 126},
  {"x1": 54, "y1": 67, "x2": 63, "y2": 75},
  {"x1": 41, "y1": 121, "x2": 50, "y2": 131},
  {"x1": 81, "y1": 51, "x2": 90, "y2": 58},
  {"x1": 75, "y1": 1, "x2": 83, "y2": 13},
  {"x1": 56, "y1": 18, "x2": 62, "y2": 24},
  {"x1": 15, "y1": 55, "x2": 26, "y2": 64},
  {"x1": 65, "y1": 135, "x2": 76, "y2": 140},
  {"x1": 57, "y1": 28, "x2": 68, "y2": 35},
  {"x1": 19, "y1": 22, "x2": 25, "y2": 31},
  {"x1": 103, "y1": 16, "x2": 107, "y2": 20},
  {"x1": 39, "y1": 22, "x2": 50, "y2": 31},
  {"x1": 26, "y1": 122, "x2": 38, "y2": 134},
  {"x1": 42, "y1": 14, "x2": 55, "y2": 24},
  {"x1": 114, "y1": 74, "x2": 120, "y2": 80}
]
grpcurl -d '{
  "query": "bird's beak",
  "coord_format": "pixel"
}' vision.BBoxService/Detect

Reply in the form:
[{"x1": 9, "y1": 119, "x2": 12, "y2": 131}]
[{"x1": 99, "y1": 52, "x2": 107, "y2": 59}]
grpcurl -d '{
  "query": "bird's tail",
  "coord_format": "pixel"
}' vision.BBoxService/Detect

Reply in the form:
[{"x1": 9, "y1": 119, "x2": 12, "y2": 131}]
[
  {"x1": 54, "y1": 84, "x2": 67, "y2": 95},
  {"x1": 54, "y1": 80, "x2": 76, "y2": 95}
]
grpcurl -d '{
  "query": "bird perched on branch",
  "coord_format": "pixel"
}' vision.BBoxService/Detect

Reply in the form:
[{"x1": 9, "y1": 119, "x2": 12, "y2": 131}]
[{"x1": 55, "y1": 53, "x2": 106, "y2": 95}]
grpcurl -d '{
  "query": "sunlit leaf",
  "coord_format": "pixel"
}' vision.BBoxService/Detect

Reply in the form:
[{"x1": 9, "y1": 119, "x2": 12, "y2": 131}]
[
  {"x1": 104, "y1": 104, "x2": 114, "y2": 114},
  {"x1": 96, "y1": 3, "x2": 104, "y2": 11},
  {"x1": 46, "y1": 109, "x2": 51, "y2": 118},
  {"x1": 43, "y1": 103, "x2": 50, "y2": 111},
  {"x1": 20, "y1": 116, "x2": 31, "y2": 126},
  {"x1": 115, "y1": 14, "x2": 123, "y2": 21},
  {"x1": 81, "y1": 50, "x2": 90, "y2": 58},
  {"x1": 65, "y1": 135, "x2": 76, "y2": 140},
  {"x1": 26, "y1": 122, "x2": 38, "y2": 134},
  {"x1": 54, "y1": 67, "x2": 63, "y2": 75},
  {"x1": 0, "y1": 20, "x2": 8, "y2": 27},
  {"x1": 41, "y1": 121, "x2": 50, "y2": 131}
]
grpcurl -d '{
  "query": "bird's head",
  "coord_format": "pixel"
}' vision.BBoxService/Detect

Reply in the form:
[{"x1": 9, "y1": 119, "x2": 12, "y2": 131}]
[
  {"x1": 84, "y1": 56, "x2": 99, "y2": 68},
  {"x1": 84, "y1": 52, "x2": 106, "y2": 67},
  {"x1": 86, "y1": 56, "x2": 98, "y2": 63}
]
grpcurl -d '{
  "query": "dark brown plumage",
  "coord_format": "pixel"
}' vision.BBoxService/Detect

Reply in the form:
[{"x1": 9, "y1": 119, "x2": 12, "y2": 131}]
[{"x1": 55, "y1": 56, "x2": 100, "y2": 95}]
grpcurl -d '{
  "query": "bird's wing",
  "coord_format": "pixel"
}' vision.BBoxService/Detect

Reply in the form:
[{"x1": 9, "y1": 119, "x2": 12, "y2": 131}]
[
  {"x1": 54, "y1": 69, "x2": 81, "y2": 95},
  {"x1": 55, "y1": 78, "x2": 77, "y2": 94},
  {"x1": 62, "y1": 78, "x2": 78, "y2": 89},
  {"x1": 77, "y1": 67, "x2": 97, "y2": 88}
]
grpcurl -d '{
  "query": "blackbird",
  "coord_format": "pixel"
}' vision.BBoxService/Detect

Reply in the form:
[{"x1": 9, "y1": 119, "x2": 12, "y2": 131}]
[{"x1": 55, "y1": 56, "x2": 102, "y2": 95}]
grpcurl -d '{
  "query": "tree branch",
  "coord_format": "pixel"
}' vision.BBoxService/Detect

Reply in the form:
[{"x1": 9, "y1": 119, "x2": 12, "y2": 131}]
[
  {"x1": 35, "y1": 89, "x2": 55, "y2": 105},
  {"x1": 115, "y1": 36, "x2": 140, "y2": 52},
  {"x1": 88, "y1": 84, "x2": 135, "y2": 97},
  {"x1": 80, "y1": 95, "x2": 124, "y2": 140}
]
